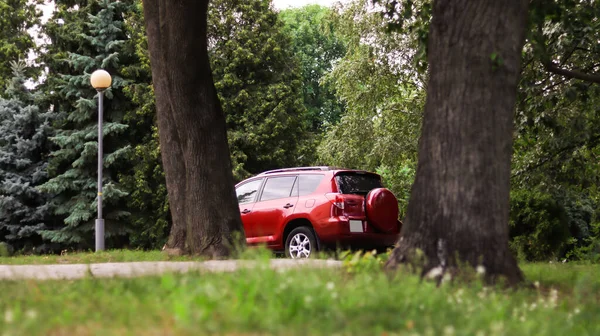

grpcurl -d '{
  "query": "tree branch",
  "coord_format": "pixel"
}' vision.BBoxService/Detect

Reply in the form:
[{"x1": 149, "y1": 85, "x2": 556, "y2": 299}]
[
  {"x1": 544, "y1": 61, "x2": 600, "y2": 84},
  {"x1": 513, "y1": 133, "x2": 600, "y2": 178},
  {"x1": 540, "y1": 77, "x2": 571, "y2": 93},
  {"x1": 559, "y1": 43, "x2": 579, "y2": 67}
]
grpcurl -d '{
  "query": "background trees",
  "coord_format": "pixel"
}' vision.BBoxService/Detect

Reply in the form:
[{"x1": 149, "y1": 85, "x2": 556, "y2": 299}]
[
  {"x1": 509, "y1": 0, "x2": 600, "y2": 261},
  {"x1": 316, "y1": 0, "x2": 424, "y2": 216},
  {"x1": 208, "y1": 0, "x2": 311, "y2": 180},
  {"x1": 280, "y1": 4, "x2": 347, "y2": 133},
  {"x1": 369, "y1": 0, "x2": 600, "y2": 264},
  {"x1": 0, "y1": 0, "x2": 40, "y2": 91},
  {"x1": 0, "y1": 0, "x2": 597, "y2": 262},
  {"x1": 0, "y1": 61, "x2": 54, "y2": 253},
  {"x1": 39, "y1": 0, "x2": 137, "y2": 248}
]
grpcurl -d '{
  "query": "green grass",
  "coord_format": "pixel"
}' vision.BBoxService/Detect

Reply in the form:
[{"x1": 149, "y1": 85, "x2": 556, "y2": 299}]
[
  {"x1": 0, "y1": 246, "x2": 336, "y2": 265},
  {"x1": 0, "y1": 252, "x2": 599, "y2": 335},
  {"x1": 0, "y1": 249, "x2": 201, "y2": 265}
]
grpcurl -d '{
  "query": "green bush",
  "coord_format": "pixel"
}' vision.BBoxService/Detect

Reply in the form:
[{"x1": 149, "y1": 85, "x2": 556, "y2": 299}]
[
  {"x1": 376, "y1": 162, "x2": 415, "y2": 218},
  {"x1": 0, "y1": 242, "x2": 13, "y2": 257},
  {"x1": 509, "y1": 189, "x2": 571, "y2": 261},
  {"x1": 509, "y1": 188, "x2": 598, "y2": 261},
  {"x1": 566, "y1": 221, "x2": 600, "y2": 262}
]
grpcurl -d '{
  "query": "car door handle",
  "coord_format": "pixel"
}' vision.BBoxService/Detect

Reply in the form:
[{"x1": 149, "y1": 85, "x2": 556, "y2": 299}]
[
  {"x1": 283, "y1": 203, "x2": 294, "y2": 209},
  {"x1": 241, "y1": 209, "x2": 251, "y2": 214}
]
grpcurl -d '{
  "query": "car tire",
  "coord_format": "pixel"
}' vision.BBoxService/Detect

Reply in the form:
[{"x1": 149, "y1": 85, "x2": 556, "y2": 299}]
[{"x1": 285, "y1": 227, "x2": 318, "y2": 259}]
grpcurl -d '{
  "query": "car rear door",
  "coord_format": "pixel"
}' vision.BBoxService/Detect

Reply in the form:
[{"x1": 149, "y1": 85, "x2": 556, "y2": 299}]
[{"x1": 249, "y1": 175, "x2": 298, "y2": 244}]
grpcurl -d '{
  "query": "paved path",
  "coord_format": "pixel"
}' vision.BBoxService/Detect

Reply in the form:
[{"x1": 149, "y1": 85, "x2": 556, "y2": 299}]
[{"x1": 0, "y1": 259, "x2": 343, "y2": 280}]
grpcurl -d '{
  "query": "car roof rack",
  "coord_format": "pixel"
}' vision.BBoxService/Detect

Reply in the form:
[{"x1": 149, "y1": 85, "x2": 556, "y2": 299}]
[{"x1": 258, "y1": 166, "x2": 335, "y2": 175}]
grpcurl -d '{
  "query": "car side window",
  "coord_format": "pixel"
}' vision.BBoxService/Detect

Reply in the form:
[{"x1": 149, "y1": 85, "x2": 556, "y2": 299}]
[
  {"x1": 298, "y1": 174, "x2": 324, "y2": 196},
  {"x1": 260, "y1": 176, "x2": 297, "y2": 202},
  {"x1": 236, "y1": 179, "x2": 263, "y2": 204}
]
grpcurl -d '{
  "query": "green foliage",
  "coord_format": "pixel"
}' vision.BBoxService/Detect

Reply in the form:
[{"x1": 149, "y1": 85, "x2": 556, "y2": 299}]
[
  {"x1": 208, "y1": 0, "x2": 310, "y2": 179},
  {"x1": 512, "y1": 0, "x2": 600, "y2": 261},
  {"x1": 509, "y1": 189, "x2": 571, "y2": 261},
  {"x1": 340, "y1": 248, "x2": 391, "y2": 274},
  {"x1": 39, "y1": 0, "x2": 138, "y2": 248},
  {"x1": 0, "y1": 0, "x2": 41, "y2": 91},
  {"x1": 317, "y1": 0, "x2": 424, "y2": 213},
  {"x1": 0, "y1": 242, "x2": 13, "y2": 256},
  {"x1": 527, "y1": 0, "x2": 600, "y2": 69},
  {"x1": 119, "y1": 126, "x2": 170, "y2": 249},
  {"x1": 118, "y1": 0, "x2": 170, "y2": 249},
  {"x1": 376, "y1": 162, "x2": 416, "y2": 217},
  {"x1": 0, "y1": 61, "x2": 55, "y2": 253},
  {"x1": 567, "y1": 234, "x2": 600, "y2": 263},
  {"x1": 280, "y1": 5, "x2": 347, "y2": 132},
  {"x1": 1, "y1": 0, "x2": 592, "y2": 260},
  {"x1": 116, "y1": 0, "x2": 319, "y2": 248},
  {"x1": 375, "y1": 0, "x2": 432, "y2": 72},
  {"x1": 360, "y1": 0, "x2": 600, "y2": 259}
]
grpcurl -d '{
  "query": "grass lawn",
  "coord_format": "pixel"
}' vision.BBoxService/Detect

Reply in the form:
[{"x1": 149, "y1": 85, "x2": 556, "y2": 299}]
[
  {"x1": 0, "y1": 250, "x2": 599, "y2": 335},
  {"x1": 0, "y1": 249, "x2": 201, "y2": 265}
]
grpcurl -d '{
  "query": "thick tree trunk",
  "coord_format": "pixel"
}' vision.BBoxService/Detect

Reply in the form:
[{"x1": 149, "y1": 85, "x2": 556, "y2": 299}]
[
  {"x1": 385, "y1": 0, "x2": 529, "y2": 285},
  {"x1": 142, "y1": 0, "x2": 245, "y2": 257},
  {"x1": 143, "y1": 2, "x2": 187, "y2": 254}
]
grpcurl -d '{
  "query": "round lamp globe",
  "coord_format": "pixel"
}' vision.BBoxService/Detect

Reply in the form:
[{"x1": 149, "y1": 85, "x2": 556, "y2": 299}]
[{"x1": 90, "y1": 69, "x2": 112, "y2": 90}]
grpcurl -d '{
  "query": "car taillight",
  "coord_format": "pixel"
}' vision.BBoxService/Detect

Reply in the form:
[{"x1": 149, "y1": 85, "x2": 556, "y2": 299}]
[{"x1": 325, "y1": 193, "x2": 345, "y2": 216}]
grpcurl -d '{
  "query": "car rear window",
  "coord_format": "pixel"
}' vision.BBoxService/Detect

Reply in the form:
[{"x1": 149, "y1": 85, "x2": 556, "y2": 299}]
[
  {"x1": 335, "y1": 172, "x2": 383, "y2": 194},
  {"x1": 298, "y1": 174, "x2": 324, "y2": 196}
]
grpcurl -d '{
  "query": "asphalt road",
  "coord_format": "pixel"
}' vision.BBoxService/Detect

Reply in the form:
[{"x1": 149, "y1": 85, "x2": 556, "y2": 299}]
[{"x1": 0, "y1": 259, "x2": 343, "y2": 280}]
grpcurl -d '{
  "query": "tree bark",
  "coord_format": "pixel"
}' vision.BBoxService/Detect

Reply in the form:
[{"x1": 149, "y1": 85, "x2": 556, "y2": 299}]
[
  {"x1": 142, "y1": 0, "x2": 187, "y2": 254},
  {"x1": 385, "y1": 0, "x2": 529, "y2": 286},
  {"x1": 142, "y1": 0, "x2": 245, "y2": 257}
]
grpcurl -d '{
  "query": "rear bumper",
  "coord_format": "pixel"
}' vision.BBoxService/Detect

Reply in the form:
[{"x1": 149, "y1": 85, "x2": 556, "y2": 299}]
[{"x1": 315, "y1": 217, "x2": 399, "y2": 249}]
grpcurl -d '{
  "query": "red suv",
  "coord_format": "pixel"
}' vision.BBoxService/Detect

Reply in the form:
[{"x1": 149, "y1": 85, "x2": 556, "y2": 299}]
[{"x1": 235, "y1": 167, "x2": 401, "y2": 258}]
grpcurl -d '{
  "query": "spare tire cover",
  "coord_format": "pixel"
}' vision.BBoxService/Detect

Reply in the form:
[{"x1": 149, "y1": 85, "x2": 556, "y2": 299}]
[{"x1": 365, "y1": 188, "x2": 399, "y2": 233}]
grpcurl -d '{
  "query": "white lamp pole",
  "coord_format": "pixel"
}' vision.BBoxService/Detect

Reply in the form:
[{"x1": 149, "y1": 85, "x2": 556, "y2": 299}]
[{"x1": 90, "y1": 69, "x2": 112, "y2": 252}]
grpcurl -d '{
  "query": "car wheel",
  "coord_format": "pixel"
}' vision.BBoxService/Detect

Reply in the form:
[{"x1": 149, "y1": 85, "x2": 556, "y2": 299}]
[{"x1": 285, "y1": 227, "x2": 317, "y2": 259}]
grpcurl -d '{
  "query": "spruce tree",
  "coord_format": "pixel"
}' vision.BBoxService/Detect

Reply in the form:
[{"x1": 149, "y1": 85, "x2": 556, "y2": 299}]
[
  {"x1": 0, "y1": 61, "x2": 54, "y2": 252},
  {"x1": 39, "y1": 0, "x2": 136, "y2": 248},
  {"x1": 119, "y1": 0, "x2": 170, "y2": 249}
]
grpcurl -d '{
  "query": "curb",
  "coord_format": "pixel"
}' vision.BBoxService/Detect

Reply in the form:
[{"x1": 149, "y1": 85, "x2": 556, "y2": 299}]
[{"x1": 0, "y1": 259, "x2": 343, "y2": 280}]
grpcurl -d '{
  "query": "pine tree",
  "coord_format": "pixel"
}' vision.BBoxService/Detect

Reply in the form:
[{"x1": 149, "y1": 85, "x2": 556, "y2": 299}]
[
  {"x1": 117, "y1": 0, "x2": 170, "y2": 249},
  {"x1": 0, "y1": 61, "x2": 54, "y2": 252},
  {"x1": 39, "y1": 0, "x2": 137, "y2": 248}
]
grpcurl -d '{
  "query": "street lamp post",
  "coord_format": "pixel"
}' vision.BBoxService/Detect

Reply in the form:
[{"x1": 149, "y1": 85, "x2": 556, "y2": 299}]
[{"x1": 90, "y1": 69, "x2": 112, "y2": 252}]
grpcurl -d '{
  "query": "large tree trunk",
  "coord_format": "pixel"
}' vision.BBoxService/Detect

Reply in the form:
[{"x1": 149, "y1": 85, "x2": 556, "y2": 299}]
[
  {"x1": 143, "y1": 3, "x2": 187, "y2": 254},
  {"x1": 385, "y1": 0, "x2": 529, "y2": 285},
  {"x1": 142, "y1": 0, "x2": 245, "y2": 257}
]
